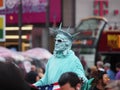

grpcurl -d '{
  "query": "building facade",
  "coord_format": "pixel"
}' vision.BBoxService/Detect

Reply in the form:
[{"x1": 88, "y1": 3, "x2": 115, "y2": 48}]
[{"x1": 0, "y1": 0, "x2": 120, "y2": 52}]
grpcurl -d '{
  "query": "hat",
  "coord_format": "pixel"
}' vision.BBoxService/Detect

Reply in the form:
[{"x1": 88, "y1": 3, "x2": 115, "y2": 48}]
[{"x1": 50, "y1": 23, "x2": 80, "y2": 41}]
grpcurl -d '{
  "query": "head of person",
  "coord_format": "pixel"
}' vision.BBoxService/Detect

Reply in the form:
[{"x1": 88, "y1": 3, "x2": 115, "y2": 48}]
[
  {"x1": 102, "y1": 71, "x2": 110, "y2": 85},
  {"x1": 89, "y1": 66, "x2": 97, "y2": 78},
  {"x1": 31, "y1": 65, "x2": 37, "y2": 71},
  {"x1": 52, "y1": 23, "x2": 79, "y2": 56},
  {"x1": 104, "y1": 63, "x2": 111, "y2": 71},
  {"x1": 0, "y1": 61, "x2": 31, "y2": 90},
  {"x1": 96, "y1": 61, "x2": 104, "y2": 68},
  {"x1": 91, "y1": 70, "x2": 110, "y2": 89},
  {"x1": 55, "y1": 32, "x2": 72, "y2": 52},
  {"x1": 54, "y1": 28, "x2": 72, "y2": 52},
  {"x1": 116, "y1": 63, "x2": 120, "y2": 72},
  {"x1": 58, "y1": 72, "x2": 83, "y2": 90}
]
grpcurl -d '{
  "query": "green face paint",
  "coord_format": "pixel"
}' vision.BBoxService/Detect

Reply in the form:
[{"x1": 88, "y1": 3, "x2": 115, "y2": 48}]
[{"x1": 54, "y1": 33, "x2": 72, "y2": 52}]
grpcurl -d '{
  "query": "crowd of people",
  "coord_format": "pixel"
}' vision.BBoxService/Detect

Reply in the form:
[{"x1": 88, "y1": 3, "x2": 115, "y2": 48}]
[
  {"x1": 0, "y1": 24, "x2": 120, "y2": 90},
  {"x1": 87, "y1": 60, "x2": 120, "y2": 90},
  {"x1": 1, "y1": 59, "x2": 120, "y2": 90},
  {"x1": 0, "y1": 61, "x2": 38, "y2": 90}
]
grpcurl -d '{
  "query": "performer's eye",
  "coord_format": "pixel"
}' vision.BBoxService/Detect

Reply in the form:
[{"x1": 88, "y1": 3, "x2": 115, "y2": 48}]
[
  {"x1": 57, "y1": 39, "x2": 62, "y2": 42},
  {"x1": 55, "y1": 39, "x2": 66, "y2": 43},
  {"x1": 55, "y1": 39, "x2": 64, "y2": 43}
]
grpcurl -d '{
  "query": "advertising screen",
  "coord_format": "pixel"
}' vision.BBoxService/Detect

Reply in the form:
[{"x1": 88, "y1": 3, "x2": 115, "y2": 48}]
[{"x1": 0, "y1": 0, "x2": 61, "y2": 25}]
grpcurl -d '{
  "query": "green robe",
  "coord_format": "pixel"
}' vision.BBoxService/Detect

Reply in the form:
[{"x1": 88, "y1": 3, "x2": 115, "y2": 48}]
[{"x1": 34, "y1": 50, "x2": 88, "y2": 86}]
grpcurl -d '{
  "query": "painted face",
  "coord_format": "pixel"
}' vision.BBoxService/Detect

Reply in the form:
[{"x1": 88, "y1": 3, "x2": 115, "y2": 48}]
[{"x1": 54, "y1": 34, "x2": 71, "y2": 52}]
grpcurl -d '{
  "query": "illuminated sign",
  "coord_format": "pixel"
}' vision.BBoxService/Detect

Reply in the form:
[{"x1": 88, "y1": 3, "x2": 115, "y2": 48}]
[
  {"x1": 0, "y1": 0, "x2": 61, "y2": 25},
  {"x1": 73, "y1": 39, "x2": 93, "y2": 46},
  {"x1": 0, "y1": 0, "x2": 5, "y2": 9},
  {"x1": 0, "y1": 0, "x2": 5, "y2": 42},
  {"x1": 0, "y1": 15, "x2": 5, "y2": 42},
  {"x1": 107, "y1": 34, "x2": 120, "y2": 48},
  {"x1": 94, "y1": 0, "x2": 109, "y2": 16}
]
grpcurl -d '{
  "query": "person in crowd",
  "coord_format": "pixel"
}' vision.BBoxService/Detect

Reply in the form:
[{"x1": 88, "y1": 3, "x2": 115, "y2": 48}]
[
  {"x1": 36, "y1": 67, "x2": 45, "y2": 80},
  {"x1": 90, "y1": 70, "x2": 110, "y2": 90},
  {"x1": 17, "y1": 61, "x2": 27, "y2": 77},
  {"x1": 115, "y1": 63, "x2": 120, "y2": 80},
  {"x1": 104, "y1": 63, "x2": 115, "y2": 80},
  {"x1": 33, "y1": 24, "x2": 88, "y2": 89},
  {"x1": 25, "y1": 65, "x2": 39, "y2": 84},
  {"x1": 0, "y1": 61, "x2": 38, "y2": 90},
  {"x1": 87, "y1": 65, "x2": 97, "y2": 79},
  {"x1": 58, "y1": 72, "x2": 83, "y2": 90},
  {"x1": 80, "y1": 56, "x2": 87, "y2": 70},
  {"x1": 0, "y1": 61, "x2": 29, "y2": 90},
  {"x1": 96, "y1": 61, "x2": 105, "y2": 71},
  {"x1": 105, "y1": 80, "x2": 120, "y2": 90}
]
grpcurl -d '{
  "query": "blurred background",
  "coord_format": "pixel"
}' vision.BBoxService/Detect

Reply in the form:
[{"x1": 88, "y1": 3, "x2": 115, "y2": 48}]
[{"x1": 0, "y1": 0, "x2": 120, "y2": 72}]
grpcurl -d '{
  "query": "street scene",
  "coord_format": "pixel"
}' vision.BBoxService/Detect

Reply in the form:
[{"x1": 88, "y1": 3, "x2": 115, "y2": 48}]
[{"x1": 0, "y1": 0, "x2": 120, "y2": 90}]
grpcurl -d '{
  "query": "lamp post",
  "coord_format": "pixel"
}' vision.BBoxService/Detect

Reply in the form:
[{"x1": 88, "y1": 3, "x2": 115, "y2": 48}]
[
  {"x1": 42, "y1": 0, "x2": 50, "y2": 50},
  {"x1": 18, "y1": 0, "x2": 22, "y2": 51},
  {"x1": 46, "y1": 0, "x2": 50, "y2": 50}
]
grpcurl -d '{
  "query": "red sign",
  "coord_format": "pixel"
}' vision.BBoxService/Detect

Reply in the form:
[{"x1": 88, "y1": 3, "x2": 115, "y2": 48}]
[
  {"x1": 0, "y1": 0, "x2": 61, "y2": 25},
  {"x1": 98, "y1": 31, "x2": 120, "y2": 53},
  {"x1": 94, "y1": 0, "x2": 109, "y2": 16},
  {"x1": 0, "y1": 0, "x2": 5, "y2": 9}
]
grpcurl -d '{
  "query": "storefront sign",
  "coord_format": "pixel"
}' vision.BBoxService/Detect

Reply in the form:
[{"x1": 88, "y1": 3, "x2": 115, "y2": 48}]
[
  {"x1": 0, "y1": 0, "x2": 5, "y2": 9},
  {"x1": 107, "y1": 34, "x2": 120, "y2": 48},
  {"x1": 0, "y1": 15, "x2": 5, "y2": 42},
  {"x1": 94, "y1": 0, "x2": 109, "y2": 16},
  {"x1": 0, "y1": 0, "x2": 5, "y2": 42},
  {"x1": 0, "y1": 0, "x2": 61, "y2": 25}
]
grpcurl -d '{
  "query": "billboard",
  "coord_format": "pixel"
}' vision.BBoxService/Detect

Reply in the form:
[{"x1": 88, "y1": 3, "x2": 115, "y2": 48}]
[
  {"x1": 98, "y1": 31, "x2": 120, "y2": 53},
  {"x1": 0, "y1": 15, "x2": 5, "y2": 42},
  {"x1": 0, "y1": 0, "x2": 5, "y2": 42},
  {"x1": 0, "y1": 0, "x2": 5, "y2": 9},
  {"x1": 0, "y1": 0, "x2": 61, "y2": 25}
]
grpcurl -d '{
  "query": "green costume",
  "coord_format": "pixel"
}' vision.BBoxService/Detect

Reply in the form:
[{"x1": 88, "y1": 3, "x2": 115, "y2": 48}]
[
  {"x1": 34, "y1": 50, "x2": 88, "y2": 86},
  {"x1": 34, "y1": 24, "x2": 91, "y2": 90}
]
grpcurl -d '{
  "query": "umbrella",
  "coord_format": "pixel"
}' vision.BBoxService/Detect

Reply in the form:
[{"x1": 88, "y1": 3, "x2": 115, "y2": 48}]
[
  {"x1": 22, "y1": 48, "x2": 52, "y2": 60},
  {"x1": 0, "y1": 46, "x2": 14, "y2": 57},
  {"x1": 0, "y1": 46, "x2": 25, "y2": 61}
]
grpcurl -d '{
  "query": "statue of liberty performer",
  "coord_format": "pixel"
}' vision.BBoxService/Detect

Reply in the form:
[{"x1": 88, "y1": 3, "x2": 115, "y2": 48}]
[{"x1": 33, "y1": 24, "x2": 89, "y2": 90}]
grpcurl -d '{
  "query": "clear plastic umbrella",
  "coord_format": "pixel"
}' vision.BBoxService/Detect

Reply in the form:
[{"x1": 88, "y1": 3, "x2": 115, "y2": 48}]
[{"x1": 22, "y1": 48, "x2": 52, "y2": 60}]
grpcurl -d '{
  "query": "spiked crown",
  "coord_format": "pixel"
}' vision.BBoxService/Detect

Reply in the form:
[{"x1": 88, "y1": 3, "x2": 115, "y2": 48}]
[{"x1": 50, "y1": 23, "x2": 80, "y2": 41}]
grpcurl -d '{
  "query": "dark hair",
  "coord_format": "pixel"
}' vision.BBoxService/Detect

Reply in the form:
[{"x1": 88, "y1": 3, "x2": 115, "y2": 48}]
[
  {"x1": 58, "y1": 72, "x2": 83, "y2": 88},
  {"x1": 116, "y1": 63, "x2": 120, "y2": 68},
  {"x1": 90, "y1": 70, "x2": 107, "y2": 86},
  {"x1": 0, "y1": 61, "x2": 31, "y2": 90},
  {"x1": 98, "y1": 70, "x2": 107, "y2": 80}
]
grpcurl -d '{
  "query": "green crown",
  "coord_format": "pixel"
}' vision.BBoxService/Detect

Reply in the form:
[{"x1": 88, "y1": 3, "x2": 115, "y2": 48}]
[{"x1": 50, "y1": 23, "x2": 80, "y2": 41}]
